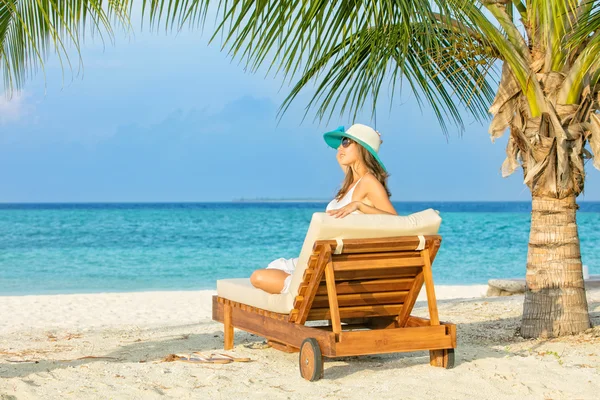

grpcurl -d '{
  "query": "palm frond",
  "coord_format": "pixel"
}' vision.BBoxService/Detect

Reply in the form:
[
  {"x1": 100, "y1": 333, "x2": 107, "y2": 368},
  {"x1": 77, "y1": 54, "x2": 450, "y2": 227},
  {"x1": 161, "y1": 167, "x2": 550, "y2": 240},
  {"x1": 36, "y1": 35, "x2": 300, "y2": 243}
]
[
  {"x1": 278, "y1": 19, "x2": 499, "y2": 133},
  {"x1": 0, "y1": 0, "x2": 133, "y2": 95},
  {"x1": 0, "y1": 0, "x2": 209, "y2": 96},
  {"x1": 527, "y1": 0, "x2": 579, "y2": 72},
  {"x1": 205, "y1": 0, "x2": 510, "y2": 131},
  {"x1": 568, "y1": 0, "x2": 600, "y2": 48},
  {"x1": 558, "y1": 34, "x2": 600, "y2": 103},
  {"x1": 557, "y1": 1, "x2": 600, "y2": 104},
  {"x1": 139, "y1": 0, "x2": 209, "y2": 32}
]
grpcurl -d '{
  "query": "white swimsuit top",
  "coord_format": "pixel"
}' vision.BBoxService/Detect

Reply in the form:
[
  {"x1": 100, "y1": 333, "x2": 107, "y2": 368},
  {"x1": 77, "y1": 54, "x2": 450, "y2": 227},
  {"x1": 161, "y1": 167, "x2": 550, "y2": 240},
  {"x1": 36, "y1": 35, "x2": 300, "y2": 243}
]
[{"x1": 326, "y1": 177, "x2": 363, "y2": 214}]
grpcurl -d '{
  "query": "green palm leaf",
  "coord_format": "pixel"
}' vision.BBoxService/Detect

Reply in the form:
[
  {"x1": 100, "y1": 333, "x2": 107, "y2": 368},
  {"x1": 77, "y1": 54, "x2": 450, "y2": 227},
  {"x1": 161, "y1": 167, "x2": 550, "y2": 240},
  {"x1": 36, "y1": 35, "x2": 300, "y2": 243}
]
[
  {"x1": 279, "y1": 19, "x2": 499, "y2": 132},
  {"x1": 0, "y1": 0, "x2": 209, "y2": 96},
  {"x1": 0, "y1": 0, "x2": 127, "y2": 93},
  {"x1": 203, "y1": 0, "x2": 506, "y2": 131}
]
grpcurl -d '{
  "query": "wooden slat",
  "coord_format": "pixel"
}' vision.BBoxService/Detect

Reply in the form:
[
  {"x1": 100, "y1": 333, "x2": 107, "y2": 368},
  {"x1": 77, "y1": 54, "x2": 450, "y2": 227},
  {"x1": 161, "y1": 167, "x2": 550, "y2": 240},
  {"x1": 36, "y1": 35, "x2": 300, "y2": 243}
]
[
  {"x1": 396, "y1": 271, "x2": 425, "y2": 327},
  {"x1": 302, "y1": 269, "x2": 314, "y2": 281},
  {"x1": 296, "y1": 245, "x2": 332, "y2": 324},
  {"x1": 312, "y1": 291, "x2": 409, "y2": 308},
  {"x1": 316, "y1": 235, "x2": 441, "y2": 254},
  {"x1": 213, "y1": 296, "x2": 337, "y2": 356},
  {"x1": 422, "y1": 248, "x2": 440, "y2": 326},
  {"x1": 297, "y1": 284, "x2": 309, "y2": 297},
  {"x1": 335, "y1": 266, "x2": 421, "y2": 281},
  {"x1": 288, "y1": 309, "x2": 299, "y2": 323},
  {"x1": 335, "y1": 325, "x2": 452, "y2": 356},
  {"x1": 316, "y1": 278, "x2": 415, "y2": 295},
  {"x1": 324, "y1": 261, "x2": 342, "y2": 334},
  {"x1": 319, "y1": 239, "x2": 425, "y2": 253},
  {"x1": 307, "y1": 304, "x2": 404, "y2": 320},
  {"x1": 333, "y1": 251, "x2": 427, "y2": 262},
  {"x1": 332, "y1": 256, "x2": 424, "y2": 271},
  {"x1": 301, "y1": 255, "x2": 319, "y2": 281}
]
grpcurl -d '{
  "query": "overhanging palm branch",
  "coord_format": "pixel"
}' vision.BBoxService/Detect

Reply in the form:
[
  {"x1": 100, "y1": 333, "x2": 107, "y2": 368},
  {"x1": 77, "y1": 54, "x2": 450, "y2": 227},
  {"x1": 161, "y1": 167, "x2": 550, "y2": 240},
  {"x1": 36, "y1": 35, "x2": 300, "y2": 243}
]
[
  {"x1": 279, "y1": 19, "x2": 500, "y2": 132},
  {"x1": 209, "y1": 0, "x2": 512, "y2": 131}
]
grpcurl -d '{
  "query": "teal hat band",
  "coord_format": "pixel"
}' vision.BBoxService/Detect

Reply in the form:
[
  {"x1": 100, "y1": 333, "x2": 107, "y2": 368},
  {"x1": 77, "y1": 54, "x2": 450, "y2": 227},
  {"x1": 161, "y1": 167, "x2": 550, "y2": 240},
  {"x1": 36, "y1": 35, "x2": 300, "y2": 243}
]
[{"x1": 323, "y1": 125, "x2": 387, "y2": 172}]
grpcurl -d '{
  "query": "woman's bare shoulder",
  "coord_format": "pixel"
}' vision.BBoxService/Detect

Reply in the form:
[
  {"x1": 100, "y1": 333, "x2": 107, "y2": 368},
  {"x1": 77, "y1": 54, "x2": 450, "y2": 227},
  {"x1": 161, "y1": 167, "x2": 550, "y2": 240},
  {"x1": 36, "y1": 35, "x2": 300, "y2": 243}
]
[{"x1": 360, "y1": 173, "x2": 385, "y2": 189}]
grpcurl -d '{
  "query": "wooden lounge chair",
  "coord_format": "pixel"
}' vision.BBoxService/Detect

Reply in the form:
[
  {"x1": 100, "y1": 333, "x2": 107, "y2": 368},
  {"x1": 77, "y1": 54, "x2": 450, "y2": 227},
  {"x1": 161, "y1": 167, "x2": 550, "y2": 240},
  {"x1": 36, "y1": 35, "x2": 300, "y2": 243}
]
[{"x1": 212, "y1": 210, "x2": 456, "y2": 381}]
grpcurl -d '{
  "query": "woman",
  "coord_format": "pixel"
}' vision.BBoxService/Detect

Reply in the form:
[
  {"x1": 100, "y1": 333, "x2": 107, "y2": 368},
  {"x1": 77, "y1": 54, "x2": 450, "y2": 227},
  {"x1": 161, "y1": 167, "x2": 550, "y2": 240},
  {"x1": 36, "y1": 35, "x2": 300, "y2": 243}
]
[{"x1": 250, "y1": 123, "x2": 397, "y2": 294}]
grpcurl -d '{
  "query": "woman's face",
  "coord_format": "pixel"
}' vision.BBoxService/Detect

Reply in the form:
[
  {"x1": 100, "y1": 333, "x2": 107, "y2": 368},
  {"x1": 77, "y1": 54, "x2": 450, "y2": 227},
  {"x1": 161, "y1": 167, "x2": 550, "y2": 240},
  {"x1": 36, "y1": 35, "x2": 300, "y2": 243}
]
[{"x1": 336, "y1": 137, "x2": 361, "y2": 168}]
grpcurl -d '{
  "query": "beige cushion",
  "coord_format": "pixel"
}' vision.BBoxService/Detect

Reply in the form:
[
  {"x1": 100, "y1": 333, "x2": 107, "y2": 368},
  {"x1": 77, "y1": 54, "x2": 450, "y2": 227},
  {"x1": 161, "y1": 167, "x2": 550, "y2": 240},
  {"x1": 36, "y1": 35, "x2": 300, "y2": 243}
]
[
  {"x1": 216, "y1": 278, "x2": 294, "y2": 314},
  {"x1": 216, "y1": 209, "x2": 442, "y2": 314}
]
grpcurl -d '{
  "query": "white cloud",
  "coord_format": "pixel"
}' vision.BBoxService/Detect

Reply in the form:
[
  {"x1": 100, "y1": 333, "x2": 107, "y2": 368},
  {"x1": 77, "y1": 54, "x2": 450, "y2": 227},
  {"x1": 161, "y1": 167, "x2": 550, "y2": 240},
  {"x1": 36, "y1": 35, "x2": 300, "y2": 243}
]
[{"x1": 0, "y1": 91, "x2": 30, "y2": 125}]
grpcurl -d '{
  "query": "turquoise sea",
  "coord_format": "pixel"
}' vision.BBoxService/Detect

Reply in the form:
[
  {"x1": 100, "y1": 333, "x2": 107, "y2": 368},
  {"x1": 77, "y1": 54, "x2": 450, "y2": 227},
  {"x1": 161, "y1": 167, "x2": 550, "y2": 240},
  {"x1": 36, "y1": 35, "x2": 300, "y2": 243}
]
[{"x1": 1, "y1": 202, "x2": 599, "y2": 296}]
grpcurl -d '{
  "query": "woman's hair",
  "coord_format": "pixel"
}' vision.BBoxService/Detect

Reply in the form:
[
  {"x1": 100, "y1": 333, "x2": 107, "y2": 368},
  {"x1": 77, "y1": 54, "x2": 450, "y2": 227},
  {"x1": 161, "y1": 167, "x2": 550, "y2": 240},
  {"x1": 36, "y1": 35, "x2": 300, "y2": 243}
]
[{"x1": 335, "y1": 143, "x2": 391, "y2": 200}]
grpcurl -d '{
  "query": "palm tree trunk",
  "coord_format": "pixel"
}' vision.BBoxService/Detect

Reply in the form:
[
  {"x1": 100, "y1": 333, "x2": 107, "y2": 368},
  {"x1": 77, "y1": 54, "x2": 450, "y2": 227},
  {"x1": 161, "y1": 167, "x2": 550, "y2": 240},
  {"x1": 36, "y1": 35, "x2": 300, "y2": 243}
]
[{"x1": 521, "y1": 196, "x2": 591, "y2": 338}]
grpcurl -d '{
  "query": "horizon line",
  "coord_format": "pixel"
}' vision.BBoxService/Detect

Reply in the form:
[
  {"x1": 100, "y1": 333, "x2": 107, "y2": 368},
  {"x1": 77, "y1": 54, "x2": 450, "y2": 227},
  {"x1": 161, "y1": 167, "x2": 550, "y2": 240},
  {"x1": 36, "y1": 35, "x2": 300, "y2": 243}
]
[{"x1": 2, "y1": 199, "x2": 600, "y2": 204}]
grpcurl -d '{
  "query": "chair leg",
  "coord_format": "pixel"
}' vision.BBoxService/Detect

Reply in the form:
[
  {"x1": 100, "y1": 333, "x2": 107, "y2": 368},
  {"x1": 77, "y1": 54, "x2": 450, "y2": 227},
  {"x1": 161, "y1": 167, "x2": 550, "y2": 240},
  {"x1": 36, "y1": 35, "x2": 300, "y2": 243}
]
[
  {"x1": 429, "y1": 349, "x2": 443, "y2": 367},
  {"x1": 224, "y1": 303, "x2": 234, "y2": 350},
  {"x1": 430, "y1": 349, "x2": 454, "y2": 368}
]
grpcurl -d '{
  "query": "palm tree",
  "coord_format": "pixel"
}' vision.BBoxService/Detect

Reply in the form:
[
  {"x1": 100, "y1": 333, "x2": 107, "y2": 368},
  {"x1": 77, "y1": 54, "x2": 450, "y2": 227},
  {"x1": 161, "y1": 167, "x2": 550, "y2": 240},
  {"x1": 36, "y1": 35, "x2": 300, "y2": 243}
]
[{"x1": 2, "y1": 0, "x2": 598, "y2": 338}]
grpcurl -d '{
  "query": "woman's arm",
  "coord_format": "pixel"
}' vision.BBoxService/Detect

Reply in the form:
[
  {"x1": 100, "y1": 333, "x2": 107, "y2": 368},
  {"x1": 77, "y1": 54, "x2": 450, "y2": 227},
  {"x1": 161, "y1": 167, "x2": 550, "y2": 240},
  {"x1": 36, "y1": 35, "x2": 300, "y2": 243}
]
[
  {"x1": 326, "y1": 200, "x2": 396, "y2": 218},
  {"x1": 356, "y1": 201, "x2": 396, "y2": 215}
]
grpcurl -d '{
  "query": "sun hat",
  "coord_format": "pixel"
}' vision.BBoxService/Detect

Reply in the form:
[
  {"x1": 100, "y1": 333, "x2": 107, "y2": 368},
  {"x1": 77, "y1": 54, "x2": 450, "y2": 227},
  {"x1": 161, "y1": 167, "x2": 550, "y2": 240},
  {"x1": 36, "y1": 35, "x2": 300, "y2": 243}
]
[{"x1": 323, "y1": 123, "x2": 387, "y2": 172}]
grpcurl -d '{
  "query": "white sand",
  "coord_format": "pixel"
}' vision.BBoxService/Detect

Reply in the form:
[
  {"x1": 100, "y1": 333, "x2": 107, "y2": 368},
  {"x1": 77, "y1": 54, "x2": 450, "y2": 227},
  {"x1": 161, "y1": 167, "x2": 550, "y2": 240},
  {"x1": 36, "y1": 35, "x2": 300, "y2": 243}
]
[{"x1": 1, "y1": 286, "x2": 598, "y2": 399}]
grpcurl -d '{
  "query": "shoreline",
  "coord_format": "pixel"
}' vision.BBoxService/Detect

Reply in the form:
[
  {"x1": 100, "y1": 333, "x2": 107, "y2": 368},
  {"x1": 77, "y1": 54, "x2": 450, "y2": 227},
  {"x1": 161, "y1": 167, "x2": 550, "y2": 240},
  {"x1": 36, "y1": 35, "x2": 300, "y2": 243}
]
[
  {"x1": 3, "y1": 200, "x2": 600, "y2": 203},
  {"x1": 0, "y1": 283, "x2": 491, "y2": 298}
]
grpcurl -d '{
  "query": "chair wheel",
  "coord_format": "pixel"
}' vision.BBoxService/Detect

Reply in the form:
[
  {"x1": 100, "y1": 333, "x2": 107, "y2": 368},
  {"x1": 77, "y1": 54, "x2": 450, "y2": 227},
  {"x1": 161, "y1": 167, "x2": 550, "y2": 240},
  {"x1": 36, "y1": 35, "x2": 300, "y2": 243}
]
[{"x1": 299, "y1": 338, "x2": 324, "y2": 381}]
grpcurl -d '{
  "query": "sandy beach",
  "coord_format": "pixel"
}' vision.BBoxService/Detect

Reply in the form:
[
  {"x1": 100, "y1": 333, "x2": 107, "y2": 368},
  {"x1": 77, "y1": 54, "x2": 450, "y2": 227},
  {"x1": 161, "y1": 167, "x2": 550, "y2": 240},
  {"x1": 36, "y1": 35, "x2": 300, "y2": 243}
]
[{"x1": 1, "y1": 286, "x2": 599, "y2": 400}]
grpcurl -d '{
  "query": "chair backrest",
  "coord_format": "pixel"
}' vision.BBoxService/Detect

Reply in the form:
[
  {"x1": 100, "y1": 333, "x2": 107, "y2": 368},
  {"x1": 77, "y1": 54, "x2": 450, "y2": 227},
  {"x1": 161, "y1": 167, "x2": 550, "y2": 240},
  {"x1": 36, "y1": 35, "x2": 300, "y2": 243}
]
[
  {"x1": 293, "y1": 235, "x2": 442, "y2": 326},
  {"x1": 287, "y1": 209, "x2": 442, "y2": 301}
]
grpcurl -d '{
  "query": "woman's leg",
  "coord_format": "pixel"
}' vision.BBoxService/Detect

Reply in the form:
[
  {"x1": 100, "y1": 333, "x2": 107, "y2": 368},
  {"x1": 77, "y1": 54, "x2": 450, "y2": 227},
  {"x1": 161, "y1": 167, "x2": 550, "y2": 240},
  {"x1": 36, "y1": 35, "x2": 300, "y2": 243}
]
[{"x1": 250, "y1": 269, "x2": 291, "y2": 294}]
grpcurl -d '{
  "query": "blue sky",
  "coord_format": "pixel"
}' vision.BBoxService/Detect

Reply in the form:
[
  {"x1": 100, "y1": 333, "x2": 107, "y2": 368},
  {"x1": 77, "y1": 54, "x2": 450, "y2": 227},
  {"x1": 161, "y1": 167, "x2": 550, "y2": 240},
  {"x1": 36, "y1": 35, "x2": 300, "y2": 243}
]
[{"x1": 1, "y1": 14, "x2": 600, "y2": 202}]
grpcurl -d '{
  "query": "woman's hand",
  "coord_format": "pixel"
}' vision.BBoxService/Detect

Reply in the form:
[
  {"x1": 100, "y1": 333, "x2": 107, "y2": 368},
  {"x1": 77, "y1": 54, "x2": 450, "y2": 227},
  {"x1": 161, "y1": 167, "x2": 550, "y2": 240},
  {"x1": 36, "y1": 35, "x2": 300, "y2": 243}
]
[{"x1": 327, "y1": 201, "x2": 361, "y2": 218}]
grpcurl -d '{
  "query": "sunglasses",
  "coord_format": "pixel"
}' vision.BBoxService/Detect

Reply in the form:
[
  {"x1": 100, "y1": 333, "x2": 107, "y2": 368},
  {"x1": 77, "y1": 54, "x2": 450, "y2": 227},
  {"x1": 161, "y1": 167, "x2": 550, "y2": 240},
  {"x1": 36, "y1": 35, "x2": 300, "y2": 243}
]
[{"x1": 341, "y1": 137, "x2": 354, "y2": 148}]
